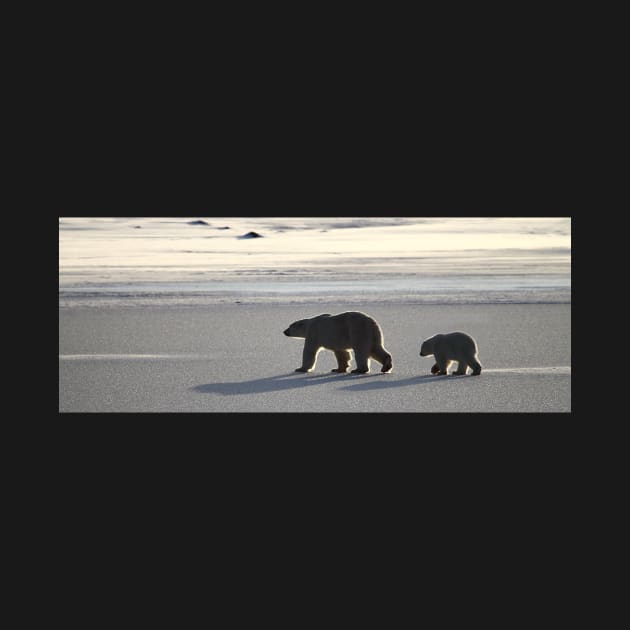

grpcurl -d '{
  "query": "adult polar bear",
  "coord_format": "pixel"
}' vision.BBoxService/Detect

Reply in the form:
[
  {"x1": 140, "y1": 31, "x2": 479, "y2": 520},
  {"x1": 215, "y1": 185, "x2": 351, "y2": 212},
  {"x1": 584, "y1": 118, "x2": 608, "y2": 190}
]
[{"x1": 283, "y1": 311, "x2": 393, "y2": 374}]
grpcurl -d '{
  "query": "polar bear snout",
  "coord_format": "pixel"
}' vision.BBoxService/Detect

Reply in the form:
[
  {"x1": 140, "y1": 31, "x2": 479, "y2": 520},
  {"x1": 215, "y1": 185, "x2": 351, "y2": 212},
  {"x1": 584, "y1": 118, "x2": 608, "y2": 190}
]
[{"x1": 283, "y1": 328, "x2": 291, "y2": 336}]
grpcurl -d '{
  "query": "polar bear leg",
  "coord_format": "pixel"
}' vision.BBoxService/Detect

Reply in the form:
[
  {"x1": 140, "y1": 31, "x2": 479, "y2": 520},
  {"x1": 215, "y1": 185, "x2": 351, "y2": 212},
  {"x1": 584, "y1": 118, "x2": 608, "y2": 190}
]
[
  {"x1": 351, "y1": 348, "x2": 370, "y2": 373},
  {"x1": 469, "y1": 357, "x2": 482, "y2": 375},
  {"x1": 371, "y1": 347, "x2": 393, "y2": 373},
  {"x1": 332, "y1": 350, "x2": 351, "y2": 373},
  {"x1": 435, "y1": 355, "x2": 452, "y2": 376},
  {"x1": 349, "y1": 336, "x2": 371, "y2": 373},
  {"x1": 296, "y1": 343, "x2": 320, "y2": 372},
  {"x1": 453, "y1": 361, "x2": 468, "y2": 375}
]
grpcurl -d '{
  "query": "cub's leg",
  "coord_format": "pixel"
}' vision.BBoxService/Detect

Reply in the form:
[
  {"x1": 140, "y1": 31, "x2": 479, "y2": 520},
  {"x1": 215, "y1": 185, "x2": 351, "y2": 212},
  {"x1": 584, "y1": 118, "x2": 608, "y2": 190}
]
[
  {"x1": 469, "y1": 357, "x2": 482, "y2": 376},
  {"x1": 332, "y1": 350, "x2": 351, "y2": 373},
  {"x1": 434, "y1": 355, "x2": 452, "y2": 376},
  {"x1": 430, "y1": 363, "x2": 440, "y2": 375},
  {"x1": 296, "y1": 343, "x2": 320, "y2": 373},
  {"x1": 452, "y1": 361, "x2": 469, "y2": 375}
]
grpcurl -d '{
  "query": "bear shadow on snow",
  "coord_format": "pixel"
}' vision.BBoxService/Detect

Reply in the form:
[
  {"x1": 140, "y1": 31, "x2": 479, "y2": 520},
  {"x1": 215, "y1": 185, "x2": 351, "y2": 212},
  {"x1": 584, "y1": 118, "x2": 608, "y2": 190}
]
[
  {"x1": 338, "y1": 373, "x2": 468, "y2": 392},
  {"x1": 192, "y1": 372, "x2": 349, "y2": 396},
  {"x1": 191, "y1": 372, "x2": 465, "y2": 397}
]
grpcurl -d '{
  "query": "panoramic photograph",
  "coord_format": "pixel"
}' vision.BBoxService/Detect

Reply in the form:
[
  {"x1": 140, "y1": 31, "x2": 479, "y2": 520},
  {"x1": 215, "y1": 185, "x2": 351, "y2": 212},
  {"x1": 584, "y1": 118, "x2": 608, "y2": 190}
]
[{"x1": 58, "y1": 216, "x2": 571, "y2": 413}]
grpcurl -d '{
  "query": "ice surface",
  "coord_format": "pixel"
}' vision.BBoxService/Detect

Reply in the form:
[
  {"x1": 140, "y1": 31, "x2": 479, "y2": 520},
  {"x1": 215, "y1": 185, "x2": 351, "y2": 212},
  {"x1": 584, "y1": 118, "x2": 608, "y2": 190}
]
[{"x1": 59, "y1": 303, "x2": 571, "y2": 412}]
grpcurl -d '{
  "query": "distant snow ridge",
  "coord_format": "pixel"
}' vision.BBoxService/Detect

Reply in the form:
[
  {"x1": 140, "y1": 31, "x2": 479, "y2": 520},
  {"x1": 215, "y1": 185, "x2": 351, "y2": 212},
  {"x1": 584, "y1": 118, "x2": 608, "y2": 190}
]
[
  {"x1": 320, "y1": 218, "x2": 416, "y2": 229},
  {"x1": 263, "y1": 218, "x2": 419, "y2": 231},
  {"x1": 58, "y1": 217, "x2": 571, "y2": 307}
]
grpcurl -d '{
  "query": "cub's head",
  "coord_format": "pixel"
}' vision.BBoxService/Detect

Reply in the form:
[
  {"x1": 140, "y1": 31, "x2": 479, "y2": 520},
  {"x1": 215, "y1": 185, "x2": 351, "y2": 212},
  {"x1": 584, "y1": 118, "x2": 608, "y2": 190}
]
[
  {"x1": 419, "y1": 337, "x2": 435, "y2": 356},
  {"x1": 284, "y1": 319, "x2": 309, "y2": 338}
]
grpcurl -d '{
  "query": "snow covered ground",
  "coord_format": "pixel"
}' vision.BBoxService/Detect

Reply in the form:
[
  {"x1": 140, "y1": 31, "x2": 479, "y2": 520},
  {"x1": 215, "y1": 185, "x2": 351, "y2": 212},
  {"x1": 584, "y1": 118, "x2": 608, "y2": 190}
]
[{"x1": 59, "y1": 302, "x2": 571, "y2": 413}]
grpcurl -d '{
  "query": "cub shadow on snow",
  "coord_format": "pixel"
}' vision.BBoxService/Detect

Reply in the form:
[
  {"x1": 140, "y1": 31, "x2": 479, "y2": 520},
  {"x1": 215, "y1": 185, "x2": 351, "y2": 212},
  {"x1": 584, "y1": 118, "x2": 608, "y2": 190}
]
[
  {"x1": 338, "y1": 373, "x2": 468, "y2": 391},
  {"x1": 191, "y1": 371, "x2": 468, "y2": 396}
]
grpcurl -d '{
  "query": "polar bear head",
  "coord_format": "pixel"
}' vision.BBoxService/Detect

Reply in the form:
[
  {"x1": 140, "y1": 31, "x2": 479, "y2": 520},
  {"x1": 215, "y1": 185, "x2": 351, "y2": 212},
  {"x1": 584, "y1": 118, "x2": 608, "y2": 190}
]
[
  {"x1": 420, "y1": 335, "x2": 440, "y2": 356},
  {"x1": 284, "y1": 318, "x2": 310, "y2": 338},
  {"x1": 284, "y1": 314, "x2": 332, "y2": 338}
]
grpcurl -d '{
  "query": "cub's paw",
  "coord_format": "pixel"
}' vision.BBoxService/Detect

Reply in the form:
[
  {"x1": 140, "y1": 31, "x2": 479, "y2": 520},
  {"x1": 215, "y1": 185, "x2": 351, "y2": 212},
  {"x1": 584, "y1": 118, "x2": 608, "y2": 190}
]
[
  {"x1": 381, "y1": 361, "x2": 393, "y2": 373},
  {"x1": 430, "y1": 363, "x2": 440, "y2": 375},
  {"x1": 331, "y1": 368, "x2": 348, "y2": 373},
  {"x1": 351, "y1": 368, "x2": 369, "y2": 374},
  {"x1": 295, "y1": 367, "x2": 310, "y2": 373}
]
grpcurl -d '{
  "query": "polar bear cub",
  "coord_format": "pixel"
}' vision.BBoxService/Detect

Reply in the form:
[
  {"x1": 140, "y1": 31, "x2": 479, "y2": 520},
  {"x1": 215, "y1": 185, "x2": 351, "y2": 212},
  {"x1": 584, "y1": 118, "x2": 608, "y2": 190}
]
[{"x1": 420, "y1": 331, "x2": 482, "y2": 376}]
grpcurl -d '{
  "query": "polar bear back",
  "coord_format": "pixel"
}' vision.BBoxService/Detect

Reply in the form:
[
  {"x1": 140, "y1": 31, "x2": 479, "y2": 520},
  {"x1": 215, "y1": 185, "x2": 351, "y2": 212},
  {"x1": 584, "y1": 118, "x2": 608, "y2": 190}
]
[
  {"x1": 307, "y1": 311, "x2": 384, "y2": 350},
  {"x1": 421, "y1": 331, "x2": 478, "y2": 361}
]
